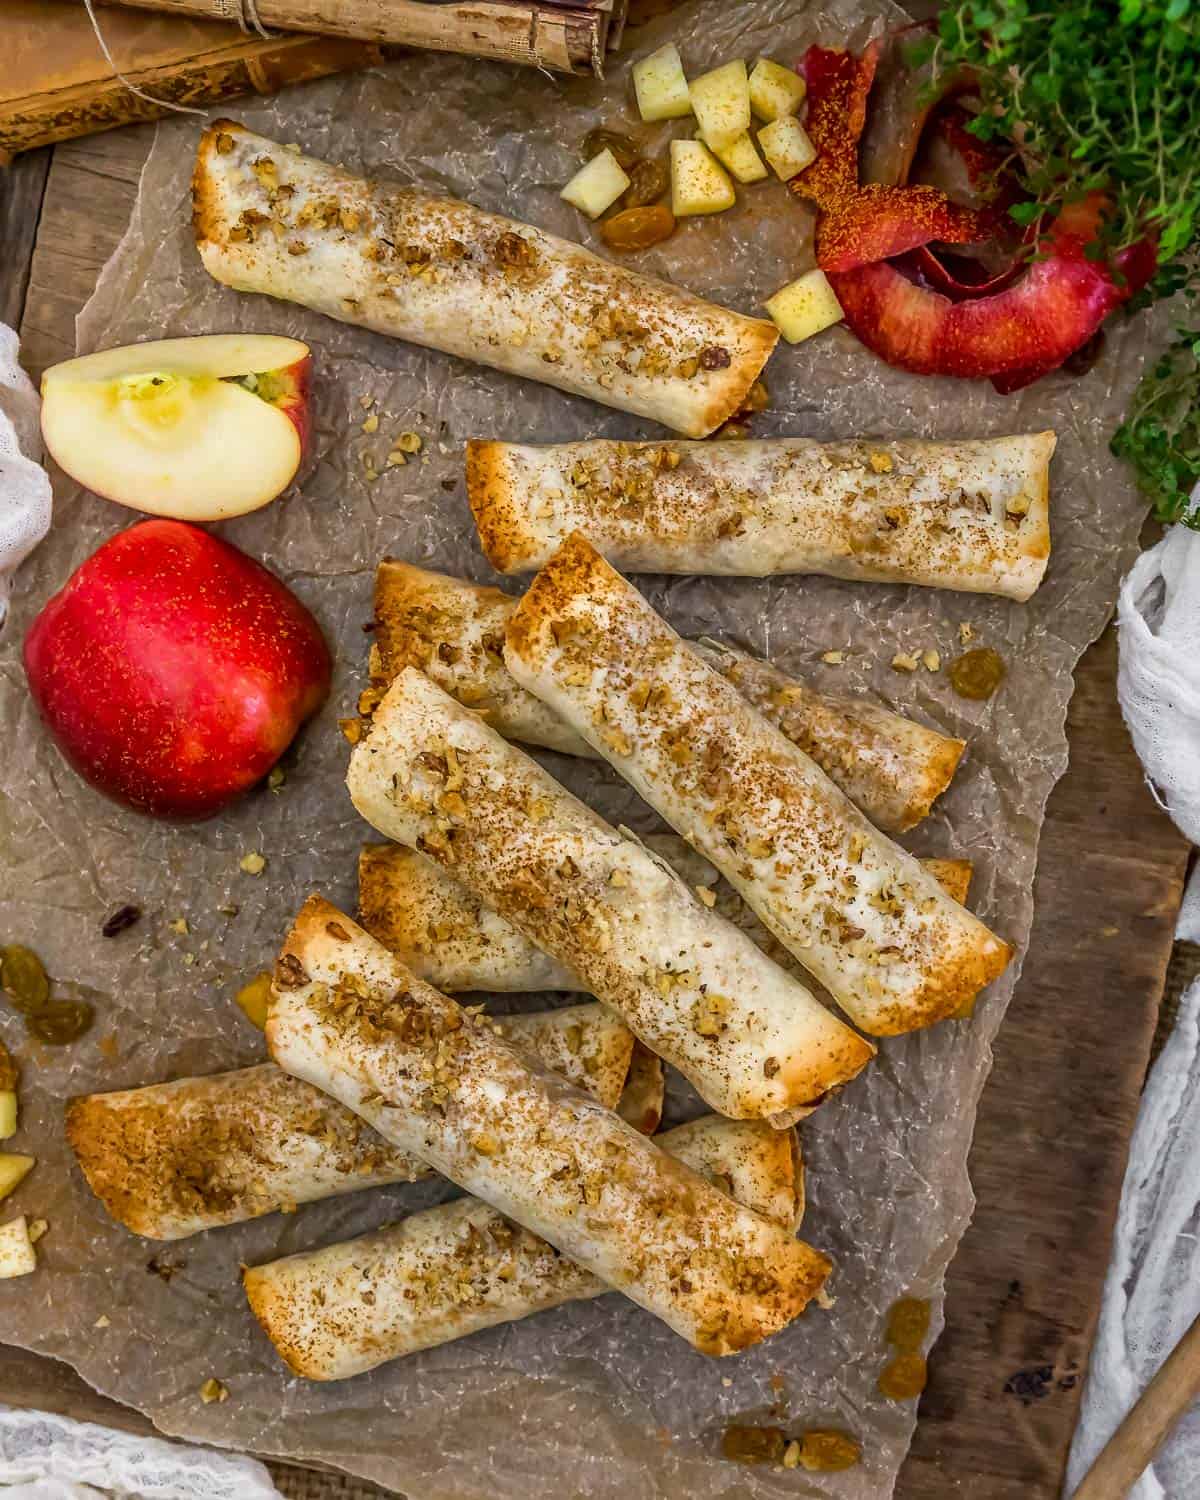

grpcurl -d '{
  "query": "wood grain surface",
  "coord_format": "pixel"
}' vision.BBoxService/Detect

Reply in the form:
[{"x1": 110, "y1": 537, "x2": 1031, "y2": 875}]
[{"x1": 1, "y1": 112, "x2": 1190, "y2": 1499}]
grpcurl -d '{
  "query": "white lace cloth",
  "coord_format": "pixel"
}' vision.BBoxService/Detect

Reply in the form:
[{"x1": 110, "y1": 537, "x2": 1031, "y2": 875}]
[
  {"x1": 0, "y1": 1408, "x2": 280, "y2": 1498},
  {"x1": 0, "y1": 324, "x2": 52, "y2": 625},
  {"x1": 1066, "y1": 515, "x2": 1200, "y2": 1497}
]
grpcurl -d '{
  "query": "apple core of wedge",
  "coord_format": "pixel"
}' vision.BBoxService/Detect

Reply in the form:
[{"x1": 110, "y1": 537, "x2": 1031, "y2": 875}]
[{"x1": 41, "y1": 334, "x2": 311, "y2": 522}]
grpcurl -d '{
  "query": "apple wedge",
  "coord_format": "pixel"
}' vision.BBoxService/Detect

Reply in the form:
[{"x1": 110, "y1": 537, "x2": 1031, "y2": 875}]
[{"x1": 40, "y1": 334, "x2": 311, "y2": 523}]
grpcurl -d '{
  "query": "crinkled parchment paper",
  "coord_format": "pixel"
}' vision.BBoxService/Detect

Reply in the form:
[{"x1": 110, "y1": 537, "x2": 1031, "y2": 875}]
[{"x1": 0, "y1": 1, "x2": 1170, "y2": 1495}]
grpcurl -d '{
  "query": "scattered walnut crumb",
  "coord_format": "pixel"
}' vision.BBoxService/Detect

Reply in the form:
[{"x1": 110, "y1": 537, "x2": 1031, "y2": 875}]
[
  {"x1": 238, "y1": 852, "x2": 266, "y2": 876},
  {"x1": 816, "y1": 1285, "x2": 836, "y2": 1309},
  {"x1": 93, "y1": 1314, "x2": 110, "y2": 1329},
  {"x1": 199, "y1": 1377, "x2": 229, "y2": 1405},
  {"x1": 922, "y1": 649, "x2": 941, "y2": 672},
  {"x1": 394, "y1": 431, "x2": 422, "y2": 454},
  {"x1": 721, "y1": 1377, "x2": 733, "y2": 1388},
  {"x1": 268, "y1": 765, "x2": 286, "y2": 793},
  {"x1": 696, "y1": 885, "x2": 716, "y2": 908},
  {"x1": 386, "y1": 451, "x2": 407, "y2": 468},
  {"x1": 783, "y1": 1441, "x2": 802, "y2": 1470},
  {"x1": 182, "y1": 953, "x2": 196, "y2": 967},
  {"x1": 891, "y1": 652, "x2": 920, "y2": 673},
  {"x1": 820, "y1": 650, "x2": 844, "y2": 666},
  {"x1": 168, "y1": 917, "x2": 189, "y2": 936},
  {"x1": 958, "y1": 621, "x2": 974, "y2": 645},
  {"x1": 362, "y1": 413, "x2": 379, "y2": 434},
  {"x1": 358, "y1": 394, "x2": 374, "y2": 410},
  {"x1": 27, "y1": 1219, "x2": 47, "y2": 1244}
]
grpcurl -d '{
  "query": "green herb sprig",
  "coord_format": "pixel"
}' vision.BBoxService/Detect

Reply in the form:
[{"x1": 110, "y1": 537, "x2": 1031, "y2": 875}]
[
  {"x1": 916, "y1": 0, "x2": 1199, "y2": 523},
  {"x1": 923, "y1": 0, "x2": 1198, "y2": 280},
  {"x1": 1112, "y1": 327, "x2": 1200, "y2": 525}
]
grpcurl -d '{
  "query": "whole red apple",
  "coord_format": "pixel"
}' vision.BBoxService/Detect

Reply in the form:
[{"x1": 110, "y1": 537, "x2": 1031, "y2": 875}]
[{"x1": 23, "y1": 520, "x2": 332, "y2": 820}]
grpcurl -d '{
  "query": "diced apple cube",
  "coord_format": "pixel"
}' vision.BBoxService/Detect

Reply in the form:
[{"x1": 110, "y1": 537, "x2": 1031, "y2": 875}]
[
  {"x1": 561, "y1": 149, "x2": 631, "y2": 219},
  {"x1": 758, "y1": 115, "x2": 817, "y2": 180},
  {"x1": 764, "y1": 269, "x2": 845, "y2": 343},
  {"x1": 706, "y1": 130, "x2": 768, "y2": 184},
  {"x1": 0, "y1": 1217, "x2": 36, "y2": 1279},
  {"x1": 670, "y1": 140, "x2": 736, "y2": 217},
  {"x1": 633, "y1": 43, "x2": 693, "y2": 122},
  {"x1": 0, "y1": 1093, "x2": 16, "y2": 1142},
  {"x1": 0, "y1": 1154, "x2": 34, "y2": 1202},
  {"x1": 749, "y1": 58, "x2": 807, "y2": 121},
  {"x1": 688, "y1": 60, "x2": 750, "y2": 150}
]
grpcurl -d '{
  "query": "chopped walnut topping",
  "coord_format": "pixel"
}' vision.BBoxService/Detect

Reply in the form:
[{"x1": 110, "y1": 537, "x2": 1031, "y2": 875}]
[
  {"x1": 251, "y1": 156, "x2": 278, "y2": 190},
  {"x1": 199, "y1": 1377, "x2": 229, "y2": 1405},
  {"x1": 238, "y1": 852, "x2": 266, "y2": 876},
  {"x1": 699, "y1": 345, "x2": 731, "y2": 371},
  {"x1": 696, "y1": 884, "x2": 717, "y2": 908},
  {"x1": 394, "y1": 431, "x2": 422, "y2": 454},
  {"x1": 921, "y1": 649, "x2": 941, "y2": 672},
  {"x1": 958, "y1": 621, "x2": 975, "y2": 645},
  {"x1": 362, "y1": 413, "x2": 379, "y2": 434},
  {"x1": 891, "y1": 652, "x2": 920, "y2": 673},
  {"x1": 692, "y1": 992, "x2": 731, "y2": 1037},
  {"x1": 820, "y1": 650, "x2": 844, "y2": 665}
]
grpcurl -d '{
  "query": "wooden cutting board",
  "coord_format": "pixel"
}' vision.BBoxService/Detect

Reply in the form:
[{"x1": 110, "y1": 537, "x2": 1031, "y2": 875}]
[{"x1": 2, "y1": 116, "x2": 1190, "y2": 1499}]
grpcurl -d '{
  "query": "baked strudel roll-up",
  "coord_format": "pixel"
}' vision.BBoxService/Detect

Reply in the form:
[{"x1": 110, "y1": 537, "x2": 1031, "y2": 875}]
[
  {"x1": 371, "y1": 559, "x2": 963, "y2": 832},
  {"x1": 245, "y1": 1116, "x2": 803, "y2": 1381},
  {"x1": 66, "y1": 1005, "x2": 632, "y2": 1240},
  {"x1": 505, "y1": 537, "x2": 1012, "y2": 1035},
  {"x1": 358, "y1": 840, "x2": 972, "y2": 997},
  {"x1": 266, "y1": 898, "x2": 829, "y2": 1355},
  {"x1": 193, "y1": 122, "x2": 777, "y2": 438},
  {"x1": 468, "y1": 432, "x2": 1056, "y2": 599},
  {"x1": 347, "y1": 670, "x2": 875, "y2": 1123}
]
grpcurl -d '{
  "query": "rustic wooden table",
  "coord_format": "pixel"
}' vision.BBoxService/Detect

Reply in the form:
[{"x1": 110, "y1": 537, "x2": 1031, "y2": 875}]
[{"x1": 0, "y1": 114, "x2": 1191, "y2": 1500}]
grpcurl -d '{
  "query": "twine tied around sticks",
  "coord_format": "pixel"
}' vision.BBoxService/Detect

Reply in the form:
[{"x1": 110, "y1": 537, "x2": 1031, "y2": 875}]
[{"x1": 82, "y1": 0, "x2": 273, "y2": 118}]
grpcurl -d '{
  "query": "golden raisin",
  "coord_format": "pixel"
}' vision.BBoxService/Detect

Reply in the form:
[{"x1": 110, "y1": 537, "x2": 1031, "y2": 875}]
[
  {"x1": 0, "y1": 947, "x2": 50, "y2": 1014},
  {"x1": 798, "y1": 1430, "x2": 862, "y2": 1472},
  {"x1": 599, "y1": 205, "x2": 676, "y2": 252},
  {"x1": 721, "y1": 1425, "x2": 787, "y2": 1465},
  {"x1": 949, "y1": 647, "x2": 1006, "y2": 701},
  {"x1": 28, "y1": 999, "x2": 93, "y2": 1046},
  {"x1": 877, "y1": 1352, "x2": 928, "y2": 1401},
  {"x1": 581, "y1": 128, "x2": 641, "y2": 170},
  {"x1": 234, "y1": 972, "x2": 274, "y2": 1030},
  {"x1": 623, "y1": 158, "x2": 670, "y2": 208},
  {"x1": 886, "y1": 1296, "x2": 931, "y2": 1352}
]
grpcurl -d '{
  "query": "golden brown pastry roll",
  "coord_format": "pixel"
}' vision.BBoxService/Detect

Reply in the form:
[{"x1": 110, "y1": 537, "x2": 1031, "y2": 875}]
[
  {"x1": 266, "y1": 898, "x2": 830, "y2": 1355},
  {"x1": 371, "y1": 558, "x2": 963, "y2": 832},
  {"x1": 66, "y1": 1004, "x2": 632, "y2": 1240},
  {"x1": 468, "y1": 432, "x2": 1055, "y2": 599},
  {"x1": 347, "y1": 670, "x2": 875, "y2": 1123},
  {"x1": 505, "y1": 536, "x2": 1011, "y2": 1035},
  {"x1": 358, "y1": 839, "x2": 973, "y2": 996},
  {"x1": 244, "y1": 1115, "x2": 804, "y2": 1381},
  {"x1": 194, "y1": 122, "x2": 777, "y2": 438}
]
